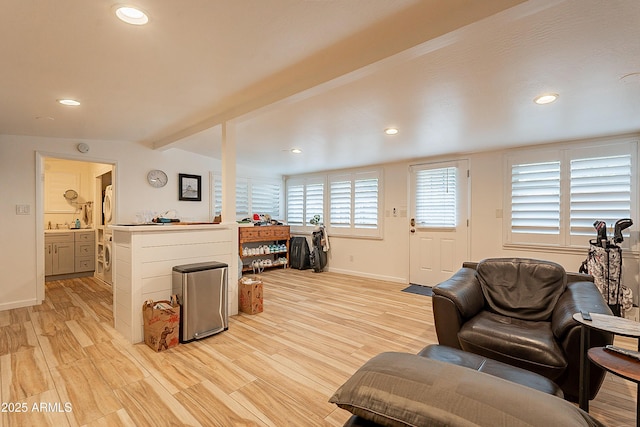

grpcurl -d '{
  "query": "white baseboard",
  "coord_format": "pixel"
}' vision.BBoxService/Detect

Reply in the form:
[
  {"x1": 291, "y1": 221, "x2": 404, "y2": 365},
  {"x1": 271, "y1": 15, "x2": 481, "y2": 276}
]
[
  {"x1": 326, "y1": 267, "x2": 407, "y2": 284},
  {"x1": 0, "y1": 298, "x2": 39, "y2": 311}
]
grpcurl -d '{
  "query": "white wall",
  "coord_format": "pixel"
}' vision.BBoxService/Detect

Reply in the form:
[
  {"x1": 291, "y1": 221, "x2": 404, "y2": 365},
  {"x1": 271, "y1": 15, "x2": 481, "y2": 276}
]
[
  {"x1": 327, "y1": 162, "x2": 409, "y2": 283},
  {"x1": 44, "y1": 158, "x2": 99, "y2": 229},
  {"x1": 325, "y1": 137, "x2": 640, "y2": 302},
  {"x1": 3, "y1": 133, "x2": 639, "y2": 312},
  {"x1": 0, "y1": 134, "x2": 279, "y2": 311}
]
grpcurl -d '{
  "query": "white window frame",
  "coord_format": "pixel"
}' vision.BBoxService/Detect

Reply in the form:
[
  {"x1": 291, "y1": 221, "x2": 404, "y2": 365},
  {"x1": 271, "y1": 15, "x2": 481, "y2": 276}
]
[
  {"x1": 412, "y1": 165, "x2": 458, "y2": 229},
  {"x1": 286, "y1": 176, "x2": 325, "y2": 233},
  {"x1": 504, "y1": 139, "x2": 638, "y2": 251},
  {"x1": 250, "y1": 179, "x2": 282, "y2": 219},
  {"x1": 568, "y1": 145, "x2": 634, "y2": 247},
  {"x1": 505, "y1": 149, "x2": 562, "y2": 246},
  {"x1": 210, "y1": 172, "x2": 282, "y2": 221},
  {"x1": 328, "y1": 169, "x2": 382, "y2": 238}
]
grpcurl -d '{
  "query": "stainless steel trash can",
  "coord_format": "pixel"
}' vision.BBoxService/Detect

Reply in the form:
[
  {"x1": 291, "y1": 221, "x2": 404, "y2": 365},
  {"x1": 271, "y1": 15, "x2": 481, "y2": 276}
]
[{"x1": 172, "y1": 261, "x2": 228, "y2": 342}]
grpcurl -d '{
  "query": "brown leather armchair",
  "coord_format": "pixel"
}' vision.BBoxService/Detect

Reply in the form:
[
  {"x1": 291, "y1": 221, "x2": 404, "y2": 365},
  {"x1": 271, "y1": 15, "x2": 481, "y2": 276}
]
[{"x1": 432, "y1": 257, "x2": 613, "y2": 402}]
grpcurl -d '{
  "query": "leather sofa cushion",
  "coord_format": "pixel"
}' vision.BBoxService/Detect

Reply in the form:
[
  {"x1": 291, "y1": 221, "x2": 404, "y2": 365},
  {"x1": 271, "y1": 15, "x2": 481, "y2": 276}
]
[
  {"x1": 477, "y1": 258, "x2": 567, "y2": 321},
  {"x1": 417, "y1": 344, "x2": 563, "y2": 397},
  {"x1": 330, "y1": 352, "x2": 602, "y2": 427},
  {"x1": 458, "y1": 311, "x2": 567, "y2": 380}
]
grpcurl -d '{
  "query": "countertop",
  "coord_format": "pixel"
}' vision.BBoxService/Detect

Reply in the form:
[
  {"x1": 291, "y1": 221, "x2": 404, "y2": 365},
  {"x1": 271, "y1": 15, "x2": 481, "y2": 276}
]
[
  {"x1": 45, "y1": 228, "x2": 94, "y2": 233},
  {"x1": 109, "y1": 223, "x2": 230, "y2": 232}
]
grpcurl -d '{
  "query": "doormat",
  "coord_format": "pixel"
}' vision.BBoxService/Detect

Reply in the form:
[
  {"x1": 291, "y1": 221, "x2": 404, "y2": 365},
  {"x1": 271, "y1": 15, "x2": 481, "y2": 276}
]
[{"x1": 401, "y1": 284, "x2": 433, "y2": 297}]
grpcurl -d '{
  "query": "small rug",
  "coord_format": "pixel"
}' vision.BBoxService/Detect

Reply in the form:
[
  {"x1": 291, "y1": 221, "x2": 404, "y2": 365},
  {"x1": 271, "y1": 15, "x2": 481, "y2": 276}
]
[{"x1": 401, "y1": 284, "x2": 433, "y2": 297}]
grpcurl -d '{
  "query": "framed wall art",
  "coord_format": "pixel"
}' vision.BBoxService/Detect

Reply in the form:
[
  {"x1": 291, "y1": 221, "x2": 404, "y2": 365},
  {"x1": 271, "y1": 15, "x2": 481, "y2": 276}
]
[{"x1": 178, "y1": 173, "x2": 201, "y2": 201}]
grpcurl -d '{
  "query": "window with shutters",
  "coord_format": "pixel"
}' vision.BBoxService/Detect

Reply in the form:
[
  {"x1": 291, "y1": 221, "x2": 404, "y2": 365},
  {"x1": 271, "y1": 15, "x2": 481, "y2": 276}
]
[
  {"x1": 213, "y1": 173, "x2": 222, "y2": 217},
  {"x1": 236, "y1": 178, "x2": 249, "y2": 219},
  {"x1": 211, "y1": 173, "x2": 282, "y2": 220},
  {"x1": 286, "y1": 177, "x2": 324, "y2": 231},
  {"x1": 510, "y1": 160, "x2": 561, "y2": 245},
  {"x1": 305, "y1": 182, "x2": 324, "y2": 226},
  {"x1": 252, "y1": 180, "x2": 281, "y2": 218},
  {"x1": 286, "y1": 170, "x2": 382, "y2": 237},
  {"x1": 328, "y1": 170, "x2": 381, "y2": 237},
  {"x1": 286, "y1": 183, "x2": 304, "y2": 226},
  {"x1": 414, "y1": 166, "x2": 457, "y2": 228},
  {"x1": 505, "y1": 140, "x2": 637, "y2": 249}
]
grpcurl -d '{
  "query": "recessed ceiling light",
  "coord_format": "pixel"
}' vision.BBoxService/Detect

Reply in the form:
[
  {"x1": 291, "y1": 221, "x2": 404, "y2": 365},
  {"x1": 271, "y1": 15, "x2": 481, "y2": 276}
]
[
  {"x1": 290, "y1": 148, "x2": 302, "y2": 154},
  {"x1": 384, "y1": 128, "x2": 399, "y2": 135},
  {"x1": 57, "y1": 99, "x2": 81, "y2": 106},
  {"x1": 533, "y1": 93, "x2": 559, "y2": 105},
  {"x1": 114, "y1": 5, "x2": 149, "y2": 25}
]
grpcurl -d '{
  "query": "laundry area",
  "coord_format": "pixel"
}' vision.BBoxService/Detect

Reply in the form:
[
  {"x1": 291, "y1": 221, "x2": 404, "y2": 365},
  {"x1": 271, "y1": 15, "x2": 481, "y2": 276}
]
[{"x1": 43, "y1": 157, "x2": 114, "y2": 285}]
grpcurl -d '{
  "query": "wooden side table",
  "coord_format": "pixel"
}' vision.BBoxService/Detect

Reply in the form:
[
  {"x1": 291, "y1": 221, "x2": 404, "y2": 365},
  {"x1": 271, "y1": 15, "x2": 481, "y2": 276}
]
[
  {"x1": 574, "y1": 312, "x2": 640, "y2": 414},
  {"x1": 588, "y1": 347, "x2": 640, "y2": 427}
]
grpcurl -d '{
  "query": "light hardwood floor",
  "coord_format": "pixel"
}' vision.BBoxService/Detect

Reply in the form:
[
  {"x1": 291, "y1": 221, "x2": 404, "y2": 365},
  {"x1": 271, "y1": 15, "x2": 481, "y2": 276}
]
[{"x1": 0, "y1": 269, "x2": 637, "y2": 426}]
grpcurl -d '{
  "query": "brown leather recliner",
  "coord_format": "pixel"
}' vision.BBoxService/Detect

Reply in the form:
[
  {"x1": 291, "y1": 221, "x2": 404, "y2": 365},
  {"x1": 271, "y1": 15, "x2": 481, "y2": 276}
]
[{"x1": 432, "y1": 257, "x2": 613, "y2": 402}]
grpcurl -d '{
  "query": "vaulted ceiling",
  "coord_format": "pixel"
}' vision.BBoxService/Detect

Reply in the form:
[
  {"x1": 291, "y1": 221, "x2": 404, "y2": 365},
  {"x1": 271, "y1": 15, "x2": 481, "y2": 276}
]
[{"x1": 2, "y1": 0, "x2": 639, "y2": 175}]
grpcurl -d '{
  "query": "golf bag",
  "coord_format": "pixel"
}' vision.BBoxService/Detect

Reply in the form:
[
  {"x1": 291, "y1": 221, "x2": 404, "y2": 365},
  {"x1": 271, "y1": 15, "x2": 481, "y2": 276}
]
[
  {"x1": 289, "y1": 236, "x2": 311, "y2": 270},
  {"x1": 579, "y1": 219, "x2": 633, "y2": 316},
  {"x1": 309, "y1": 226, "x2": 328, "y2": 273}
]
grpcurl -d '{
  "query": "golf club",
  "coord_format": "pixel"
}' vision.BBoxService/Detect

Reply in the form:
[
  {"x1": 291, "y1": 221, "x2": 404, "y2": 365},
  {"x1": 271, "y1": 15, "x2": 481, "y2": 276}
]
[
  {"x1": 613, "y1": 218, "x2": 633, "y2": 244},
  {"x1": 593, "y1": 220, "x2": 607, "y2": 246}
]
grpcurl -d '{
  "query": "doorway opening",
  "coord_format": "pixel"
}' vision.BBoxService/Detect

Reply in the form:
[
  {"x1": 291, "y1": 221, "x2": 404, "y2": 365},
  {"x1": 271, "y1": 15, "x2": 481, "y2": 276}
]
[{"x1": 36, "y1": 152, "x2": 116, "y2": 303}]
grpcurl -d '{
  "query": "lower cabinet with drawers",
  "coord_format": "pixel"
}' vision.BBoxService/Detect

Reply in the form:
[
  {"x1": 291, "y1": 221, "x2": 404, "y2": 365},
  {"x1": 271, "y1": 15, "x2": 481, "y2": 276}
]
[{"x1": 45, "y1": 229, "x2": 96, "y2": 279}]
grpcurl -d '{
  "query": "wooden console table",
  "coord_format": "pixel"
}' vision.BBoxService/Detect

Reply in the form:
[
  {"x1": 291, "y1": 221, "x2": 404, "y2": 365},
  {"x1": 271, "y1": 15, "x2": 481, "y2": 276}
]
[
  {"x1": 589, "y1": 347, "x2": 640, "y2": 427},
  {"x1": 574, "y1": 312, "x2": 640, "y2": 420}
]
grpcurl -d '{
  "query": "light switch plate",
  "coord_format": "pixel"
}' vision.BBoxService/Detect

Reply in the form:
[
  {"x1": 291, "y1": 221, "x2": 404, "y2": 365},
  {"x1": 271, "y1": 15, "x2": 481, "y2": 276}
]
[{"x1": 16, "y1": 204, "x2": 30, "y2": 215}]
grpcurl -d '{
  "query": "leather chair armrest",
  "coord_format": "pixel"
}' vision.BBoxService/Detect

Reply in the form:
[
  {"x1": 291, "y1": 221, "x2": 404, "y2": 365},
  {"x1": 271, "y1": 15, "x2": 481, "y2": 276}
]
[
  {"x1": 552, "y1": 280, "x2": 613, "y2": 401},
  {"x1": 551, "y1": 280, "x2": 613, "y2": 340},
  {"x1": 432, "y1": 267, "x2": 485, "y2": 349},
  {"x1": 432, "y1": 267, "x2": 485, "y2": 318}
]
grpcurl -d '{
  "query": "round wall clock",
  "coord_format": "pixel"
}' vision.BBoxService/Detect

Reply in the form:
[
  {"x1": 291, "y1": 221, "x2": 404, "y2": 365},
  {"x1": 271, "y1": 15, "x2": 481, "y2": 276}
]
[{"x1": 147, "y1": 169, "x2": 168, "y2": 188}]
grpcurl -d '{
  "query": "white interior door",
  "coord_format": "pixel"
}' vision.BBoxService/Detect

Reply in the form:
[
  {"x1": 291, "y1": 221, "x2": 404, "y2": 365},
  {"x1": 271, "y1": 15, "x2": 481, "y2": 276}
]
[{"x1": 409, "y1": 160, "x2": 469, "y2": 286}]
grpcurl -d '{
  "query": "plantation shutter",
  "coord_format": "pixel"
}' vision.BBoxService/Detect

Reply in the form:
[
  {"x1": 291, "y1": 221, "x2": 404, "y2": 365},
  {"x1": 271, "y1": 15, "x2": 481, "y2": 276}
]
[
  {"x1": 251, "y1": 181, "x2": 280, "y2": 218},
  {"x1": 305, "y1": 183, "x2": 324, "y2": 225},
  {"x1": 330, "y1": 179, "x2": 351, "y2": 228},
  {"x1": 286, "y1": 184, "x2": 304, "y2": 226},
  {"x1": 511, "y1": 161, "x2": 561, "y2": 235},
  {"x1": 570, "y1": 154, "x2": 631, "y2": 236},
  {"x1": 415, "y1": 167, "x2": 457, "y2": 227},
  {"x1": 236, "y1": 179, "x2": 249, "y2": 219},
  {"x1": 354, "y1": 177, "x2": 378, "y2": 229},
  {"x1": 213, "y1": 174, "x2": 222, "y2": 216}
]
